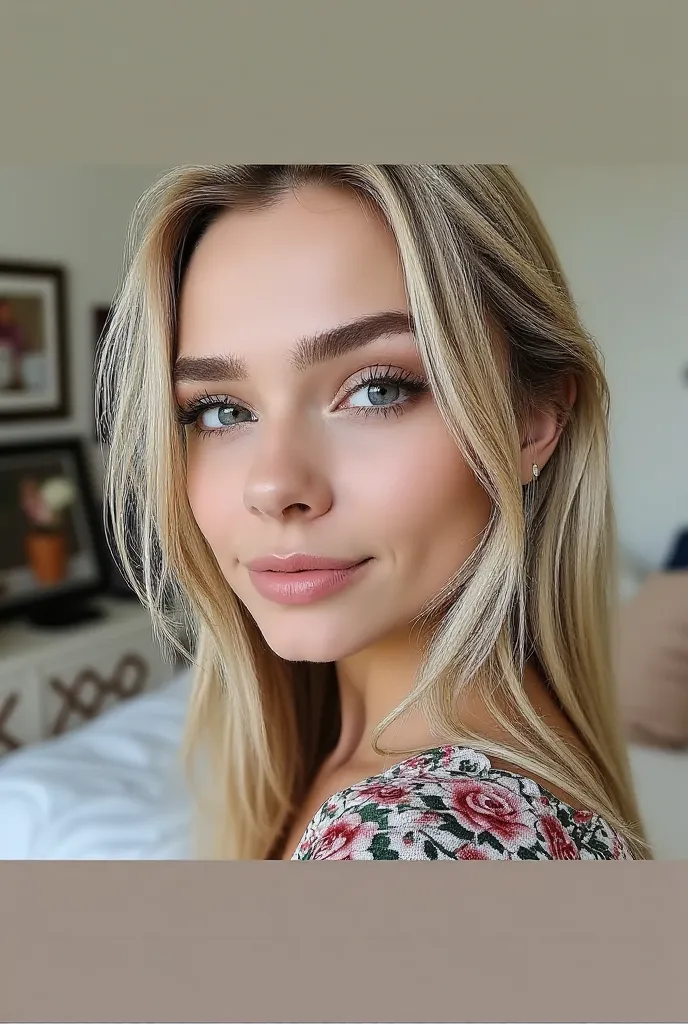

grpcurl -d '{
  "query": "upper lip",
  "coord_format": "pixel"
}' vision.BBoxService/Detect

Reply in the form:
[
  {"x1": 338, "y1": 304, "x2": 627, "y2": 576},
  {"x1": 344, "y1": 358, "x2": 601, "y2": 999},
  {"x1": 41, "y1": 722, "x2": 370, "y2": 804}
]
[{"x1": 245, "y1": 554, "x2": 368, "y2": 573}]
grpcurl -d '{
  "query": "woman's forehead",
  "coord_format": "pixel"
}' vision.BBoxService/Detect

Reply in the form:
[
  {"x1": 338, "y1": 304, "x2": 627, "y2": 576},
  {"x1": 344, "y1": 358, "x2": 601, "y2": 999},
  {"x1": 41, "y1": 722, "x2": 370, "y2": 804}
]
[{"x1": 177, "y1": 188, "x2": 408, "y2": 362}]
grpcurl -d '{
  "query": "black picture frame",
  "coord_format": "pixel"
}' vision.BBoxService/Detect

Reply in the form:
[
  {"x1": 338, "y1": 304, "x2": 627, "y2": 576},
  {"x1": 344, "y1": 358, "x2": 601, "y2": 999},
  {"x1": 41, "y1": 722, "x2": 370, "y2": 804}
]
[
  {"x1": 0, "y1": 260, "x2": 70, "y2": 423},
  {"x1": 92, "y1": 304, "x2": 111, "y2": 443},
  {"x1": 0, "y1": 437, "x2": 110, "y2": 625}
]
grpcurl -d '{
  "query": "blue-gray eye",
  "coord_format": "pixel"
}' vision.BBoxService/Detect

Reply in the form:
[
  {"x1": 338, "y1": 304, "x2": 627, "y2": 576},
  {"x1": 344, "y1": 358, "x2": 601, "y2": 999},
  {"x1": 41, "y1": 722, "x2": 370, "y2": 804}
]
[
  {"x1": 201, "y1": 404, "x2": 252, "y2": 428},
  {"x1": 349, "y1": 381, "x2": 402, "y2": 407}
]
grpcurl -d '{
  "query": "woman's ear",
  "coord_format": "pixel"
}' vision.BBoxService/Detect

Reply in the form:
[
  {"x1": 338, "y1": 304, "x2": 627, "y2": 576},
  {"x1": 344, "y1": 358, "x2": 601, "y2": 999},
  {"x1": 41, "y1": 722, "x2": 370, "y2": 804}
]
[{"x1": 519, "y1": 376, "x2": 577, "y2": 485}]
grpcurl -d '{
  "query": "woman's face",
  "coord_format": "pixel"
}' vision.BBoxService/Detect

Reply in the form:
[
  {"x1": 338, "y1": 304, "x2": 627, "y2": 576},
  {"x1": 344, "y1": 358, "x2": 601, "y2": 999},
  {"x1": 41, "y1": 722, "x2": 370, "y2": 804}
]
[{"x1": 175, "y1": 185, "x2": 492, "y2": 662}]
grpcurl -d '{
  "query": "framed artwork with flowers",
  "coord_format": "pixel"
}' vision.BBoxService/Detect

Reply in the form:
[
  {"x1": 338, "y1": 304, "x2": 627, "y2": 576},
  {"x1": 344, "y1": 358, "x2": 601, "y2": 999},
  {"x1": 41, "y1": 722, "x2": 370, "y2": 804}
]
[
  {"x1": 0, "y1": 438, "x2": 109, "y2": 625},
  {"x1": 0, "y1": 261, "x2": 70, "y2": 423}
]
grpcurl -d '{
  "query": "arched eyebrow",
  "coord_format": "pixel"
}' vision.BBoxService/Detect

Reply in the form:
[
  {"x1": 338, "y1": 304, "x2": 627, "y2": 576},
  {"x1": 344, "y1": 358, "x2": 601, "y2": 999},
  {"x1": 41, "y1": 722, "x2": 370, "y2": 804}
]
[{"x1": 172, "y1": 310, "x2": 415, "y2": 386}]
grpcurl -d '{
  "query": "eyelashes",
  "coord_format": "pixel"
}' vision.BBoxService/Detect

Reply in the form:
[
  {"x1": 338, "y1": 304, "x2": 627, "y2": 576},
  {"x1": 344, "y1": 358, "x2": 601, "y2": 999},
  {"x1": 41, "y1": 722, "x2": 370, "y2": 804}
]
[
  {"x1": 175, "y1": 365, "x2": 430, "y2": 439},
  {"x1": 337, "y1": 365, "x2": 429, "y2": 423}
]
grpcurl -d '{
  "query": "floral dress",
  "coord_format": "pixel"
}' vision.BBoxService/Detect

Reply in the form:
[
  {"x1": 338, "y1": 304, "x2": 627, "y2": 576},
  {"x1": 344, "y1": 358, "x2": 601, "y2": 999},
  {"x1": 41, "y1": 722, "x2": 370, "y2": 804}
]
[{"x1": 292, "y1": 745, "x2": 633, "y2": 860}]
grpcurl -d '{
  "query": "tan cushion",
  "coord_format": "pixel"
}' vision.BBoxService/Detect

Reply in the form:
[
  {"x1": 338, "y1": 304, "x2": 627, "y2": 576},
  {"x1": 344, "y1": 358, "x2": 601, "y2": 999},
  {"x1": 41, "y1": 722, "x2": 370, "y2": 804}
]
[{"x1": 615, "y1": 570, "x2": 688, "y2": 749}]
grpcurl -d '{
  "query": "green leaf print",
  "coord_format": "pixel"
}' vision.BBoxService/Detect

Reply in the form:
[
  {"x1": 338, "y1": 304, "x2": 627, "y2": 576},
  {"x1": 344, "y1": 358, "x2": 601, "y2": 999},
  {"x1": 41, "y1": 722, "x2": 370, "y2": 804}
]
[
  {"x1": 437, "y1": 815, "x2": 475, "y2": 843},
  {"x1": 369, "y1": 832, "x2": 400, "y2": 859},
  {"x1": 477, "y1": 830, "x2": 505, "y2": 853},
  {"x1": 419, "y1": 794, "x2": 448, "y2": 811},
  {"x1": 358, "y1": 801, "x2": 391, "y2": 825},
  {"x1": 515, "y1": 845, "x2": 540, "y2": 860}
]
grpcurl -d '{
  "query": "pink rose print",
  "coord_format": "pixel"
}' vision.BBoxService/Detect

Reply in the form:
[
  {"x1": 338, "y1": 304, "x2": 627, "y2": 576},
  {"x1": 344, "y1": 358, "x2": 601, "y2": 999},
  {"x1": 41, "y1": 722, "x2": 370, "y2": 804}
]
[
  {"x1": 416, "y1": 811, "x2": 443, "y2": 827},
  {"x1": 539, "y1": 814, "x2": 580, "y2": 860},
  {"x1": 448, "y1": 778, "x2": 538, "y2": 851},
  {"x1": 456, "y1": 844, "x2": 491, "y2": 860},
  {"x1": 357, "y1": 782, "x2": 409, "y2": 805},
  {"x1": 313, "y1": 812, "x2": 379, "y2": 860},
  {"x1": 573, "y1": 810, "x2": 594, "y2": 825}
]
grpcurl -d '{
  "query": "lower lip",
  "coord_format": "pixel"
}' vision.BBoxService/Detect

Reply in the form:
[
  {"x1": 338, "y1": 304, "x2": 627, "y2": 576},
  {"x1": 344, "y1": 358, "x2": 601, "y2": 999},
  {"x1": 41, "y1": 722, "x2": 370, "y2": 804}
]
[{"x1": 247, "y1": 560, "x2": 372, "y2": 606}]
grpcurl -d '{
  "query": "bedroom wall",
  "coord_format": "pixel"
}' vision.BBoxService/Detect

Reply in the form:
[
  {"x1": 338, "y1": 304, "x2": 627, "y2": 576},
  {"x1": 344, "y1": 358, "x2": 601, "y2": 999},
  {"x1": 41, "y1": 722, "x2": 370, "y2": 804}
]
[
  {"x1": 0, "y1": 165, "x2": 168, "y2": 487},
  {"x1": 0, "y1": 164, "x2": 686, "y2": 570},
  {"x1": 515, "y1": 165, "x2": 688, "y2": 570}
]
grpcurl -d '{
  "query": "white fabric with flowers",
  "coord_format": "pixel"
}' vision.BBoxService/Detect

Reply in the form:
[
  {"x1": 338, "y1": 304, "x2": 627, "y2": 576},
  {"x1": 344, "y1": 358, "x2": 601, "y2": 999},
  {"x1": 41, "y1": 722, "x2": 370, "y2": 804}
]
[{"x1": 292, "y1": 746, "x2": 633, "y2": 860}]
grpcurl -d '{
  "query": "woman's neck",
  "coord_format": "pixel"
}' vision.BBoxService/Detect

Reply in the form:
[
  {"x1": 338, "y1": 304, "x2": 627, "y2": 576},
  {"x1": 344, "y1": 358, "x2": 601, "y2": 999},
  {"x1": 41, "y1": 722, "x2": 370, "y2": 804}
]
[
  {"x1": 324, "y1": 630, "x2": 577, "y2": 779},
  {"x1": 327, "y1": 626, "x2": 444, "y2": 774}
]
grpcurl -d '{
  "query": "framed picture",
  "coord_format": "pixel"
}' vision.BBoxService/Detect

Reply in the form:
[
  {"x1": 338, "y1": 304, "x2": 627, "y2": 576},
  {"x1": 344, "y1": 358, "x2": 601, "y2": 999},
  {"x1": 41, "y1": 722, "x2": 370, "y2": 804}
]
[
  {"x1": 0, "y1": 438, "x2": 109, "y2": 624},
  {"x1": 0, "y1": 261, "x2": 70, "y2": 422},
  {"x1": 93, "y1": 304, "x2": 111, "y2": 443}
]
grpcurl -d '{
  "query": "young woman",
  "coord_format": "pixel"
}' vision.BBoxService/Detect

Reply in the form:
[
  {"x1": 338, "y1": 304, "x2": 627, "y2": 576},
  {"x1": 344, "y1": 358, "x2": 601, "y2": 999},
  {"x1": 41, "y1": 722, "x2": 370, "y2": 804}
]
[{"x1": 97, "y1": 164, "x2": 649, "y2": 861}]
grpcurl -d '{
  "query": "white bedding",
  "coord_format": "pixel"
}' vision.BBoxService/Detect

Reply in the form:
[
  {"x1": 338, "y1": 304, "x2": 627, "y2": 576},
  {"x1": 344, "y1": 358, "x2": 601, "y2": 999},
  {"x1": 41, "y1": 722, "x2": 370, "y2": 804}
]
[
  {"x1": 0, "y1": 666, "x2": 686, "y2": 859},
  {"x1": 0, "y1": 670, "x2": 193, "y2": 859}
]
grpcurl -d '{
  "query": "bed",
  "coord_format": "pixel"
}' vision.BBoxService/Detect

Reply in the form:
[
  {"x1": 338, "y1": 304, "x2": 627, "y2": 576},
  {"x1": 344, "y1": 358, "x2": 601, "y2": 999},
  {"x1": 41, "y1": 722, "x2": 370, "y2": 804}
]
[
  {"x1": 0, "y1": 670, "x2": 193, "y2": 859},
  {"x1": 0, "y1": 666, "x2": 685, "y2": 859}
]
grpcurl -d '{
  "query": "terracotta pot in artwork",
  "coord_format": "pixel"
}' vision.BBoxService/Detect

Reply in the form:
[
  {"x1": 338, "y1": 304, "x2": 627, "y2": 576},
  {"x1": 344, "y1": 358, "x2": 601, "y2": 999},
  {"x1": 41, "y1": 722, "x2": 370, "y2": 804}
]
[{"x1": 25, "y1": 529, "x2": 67, "y2": 585}]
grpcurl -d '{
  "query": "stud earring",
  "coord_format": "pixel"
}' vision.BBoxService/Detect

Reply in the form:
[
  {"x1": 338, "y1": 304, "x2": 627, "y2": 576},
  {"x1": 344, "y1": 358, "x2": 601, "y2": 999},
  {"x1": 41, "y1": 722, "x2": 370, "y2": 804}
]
[{"x1": 532, "y1": 463, "x2": 540, "y2": 480}]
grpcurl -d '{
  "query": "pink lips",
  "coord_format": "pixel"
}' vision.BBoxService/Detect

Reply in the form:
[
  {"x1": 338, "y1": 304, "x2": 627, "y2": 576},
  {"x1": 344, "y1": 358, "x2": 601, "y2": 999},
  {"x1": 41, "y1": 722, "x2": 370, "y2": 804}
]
[{"x1": 245, "y1": 553, "x2": 372, "y2": 605}]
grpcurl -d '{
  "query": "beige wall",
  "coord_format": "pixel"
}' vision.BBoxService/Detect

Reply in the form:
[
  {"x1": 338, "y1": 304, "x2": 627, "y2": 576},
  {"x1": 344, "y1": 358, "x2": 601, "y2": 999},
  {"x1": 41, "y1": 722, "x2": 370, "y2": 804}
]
[{"x1": 516, "y1": 165, "x2": 688, "y2": 569}]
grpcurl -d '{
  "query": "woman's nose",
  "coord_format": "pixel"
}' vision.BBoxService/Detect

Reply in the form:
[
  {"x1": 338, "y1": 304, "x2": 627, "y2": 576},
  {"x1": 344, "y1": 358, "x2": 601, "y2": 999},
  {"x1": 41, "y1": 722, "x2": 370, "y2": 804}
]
[{"x1": 242, "y1": 435, "x2": 333, "y2": 522}]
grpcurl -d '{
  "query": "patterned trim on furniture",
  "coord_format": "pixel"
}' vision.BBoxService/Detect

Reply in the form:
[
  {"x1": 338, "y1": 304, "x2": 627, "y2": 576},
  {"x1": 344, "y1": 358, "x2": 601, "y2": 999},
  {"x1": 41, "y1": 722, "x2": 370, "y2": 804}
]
[
  {"x1": 0, "y1": 692, "x2": 21, "y2": 753},
  {"x1": 48, "y1": 652, "x2": 149, "y2": 735}
]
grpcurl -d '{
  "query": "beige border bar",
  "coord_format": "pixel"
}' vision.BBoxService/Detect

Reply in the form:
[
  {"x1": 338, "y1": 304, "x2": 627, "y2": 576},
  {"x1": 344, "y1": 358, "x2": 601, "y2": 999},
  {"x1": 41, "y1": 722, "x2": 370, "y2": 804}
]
[
  {"x1": 0, "y1": 0, "x2": 687, "y2": 163},
  {"x1": 2, "y1": 863, "x2": 688, "y2": 1021},
  {"x1": 1, "y1": 0, "x2": 688, "y2": 1020}
]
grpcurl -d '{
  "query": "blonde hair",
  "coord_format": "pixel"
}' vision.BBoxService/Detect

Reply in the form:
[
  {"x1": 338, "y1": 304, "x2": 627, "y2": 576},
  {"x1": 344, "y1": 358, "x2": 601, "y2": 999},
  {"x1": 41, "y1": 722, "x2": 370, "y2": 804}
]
[{"x1": 96, "y1": 164, "x2": 650, "y2": 860}]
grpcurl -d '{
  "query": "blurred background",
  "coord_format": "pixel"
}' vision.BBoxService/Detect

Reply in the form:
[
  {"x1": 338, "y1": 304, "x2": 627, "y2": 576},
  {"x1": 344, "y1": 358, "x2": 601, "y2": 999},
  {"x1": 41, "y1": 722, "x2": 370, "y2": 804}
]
[{"x1": 0, "y1": 163, "x2": 686, "y2": 858}]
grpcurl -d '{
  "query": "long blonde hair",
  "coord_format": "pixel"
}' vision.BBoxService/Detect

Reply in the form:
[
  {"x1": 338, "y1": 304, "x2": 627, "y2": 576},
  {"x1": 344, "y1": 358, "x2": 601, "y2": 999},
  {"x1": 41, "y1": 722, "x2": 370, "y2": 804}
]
[{"x1": 96, "y1": 164, "x2": 650, "y2": 860}]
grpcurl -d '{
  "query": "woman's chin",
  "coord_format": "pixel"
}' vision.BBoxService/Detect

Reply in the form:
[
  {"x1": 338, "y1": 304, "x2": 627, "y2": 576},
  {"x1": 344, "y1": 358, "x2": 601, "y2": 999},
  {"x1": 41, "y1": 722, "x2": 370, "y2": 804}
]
[
  {"x1": 264, "y1": 636, "x2": 351, "y2": 664},
  {"x1": 257, "y1": 622, "x2": 363, "y2": 665}
]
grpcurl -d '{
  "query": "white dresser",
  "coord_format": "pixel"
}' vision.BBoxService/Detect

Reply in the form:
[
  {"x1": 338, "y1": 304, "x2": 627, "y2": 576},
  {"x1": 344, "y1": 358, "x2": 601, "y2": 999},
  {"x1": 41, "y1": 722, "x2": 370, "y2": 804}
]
[{"x1": 0, "y1": 597, "x2": 177, "y2": 757}]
